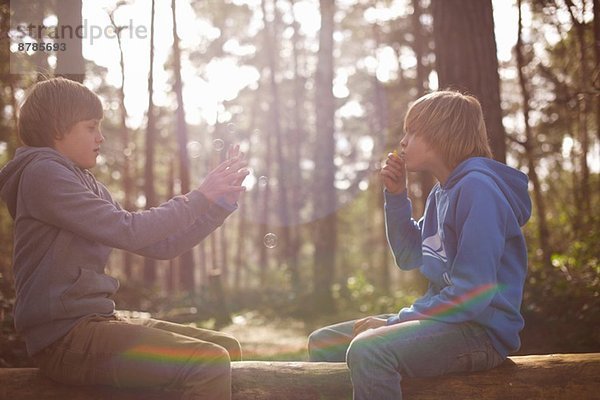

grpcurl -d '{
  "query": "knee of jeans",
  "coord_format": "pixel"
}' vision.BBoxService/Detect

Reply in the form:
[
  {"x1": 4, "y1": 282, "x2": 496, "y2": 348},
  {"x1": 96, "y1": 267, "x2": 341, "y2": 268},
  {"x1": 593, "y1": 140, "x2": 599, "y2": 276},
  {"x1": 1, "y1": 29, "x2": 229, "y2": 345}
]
[
  {"x1": 190, "y1": 343, "x2": 230, "y2": 373},
  {"x1": 220, "y1": 334, "x2": 242, "y2": 362},
  {"x1": 307, "y1": 329, "x2": 327, "y2": 356},
  {"x1": 346, "y1": 335, "x2": 374, "y2": 370}
]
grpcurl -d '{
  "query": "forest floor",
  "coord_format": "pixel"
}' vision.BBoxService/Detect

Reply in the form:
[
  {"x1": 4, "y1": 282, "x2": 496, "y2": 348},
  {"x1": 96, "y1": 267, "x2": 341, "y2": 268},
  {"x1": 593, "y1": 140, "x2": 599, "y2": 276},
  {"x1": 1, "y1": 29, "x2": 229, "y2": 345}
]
[{"x1": 221, "y1": 311, "x2": 311, "y2": 361}]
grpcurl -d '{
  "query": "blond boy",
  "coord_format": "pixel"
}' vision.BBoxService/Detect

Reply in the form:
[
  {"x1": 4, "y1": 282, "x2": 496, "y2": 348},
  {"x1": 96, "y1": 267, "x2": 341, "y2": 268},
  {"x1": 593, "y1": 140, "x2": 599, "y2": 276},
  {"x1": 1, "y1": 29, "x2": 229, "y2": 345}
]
[{"x1": 308, "y1": 91, "x2": 532, "y2": 400}]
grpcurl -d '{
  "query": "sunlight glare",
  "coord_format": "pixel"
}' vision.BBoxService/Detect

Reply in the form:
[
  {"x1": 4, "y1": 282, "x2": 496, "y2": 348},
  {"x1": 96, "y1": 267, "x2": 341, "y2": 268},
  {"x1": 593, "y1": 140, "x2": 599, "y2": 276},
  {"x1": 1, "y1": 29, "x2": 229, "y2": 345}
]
[{"x1": 292, "y1": 0, "x2": 320, "y2": 36}]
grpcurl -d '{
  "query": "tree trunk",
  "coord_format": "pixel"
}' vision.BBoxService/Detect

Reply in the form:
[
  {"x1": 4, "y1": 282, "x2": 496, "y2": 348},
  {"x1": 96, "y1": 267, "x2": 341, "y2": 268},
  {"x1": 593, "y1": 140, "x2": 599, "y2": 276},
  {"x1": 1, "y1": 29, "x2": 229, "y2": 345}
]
[
  {"x1": 289, "y1": 0, "x2": 306, "y2": 296},
  {"x1": 594, "y1": 0, "x2": 600, "y2": 184},
  {"x1": 143, "y1": 0, "x2": 158, "y2": 285},
  {"x1": 565, "y1": 0, "x2": 591, "y2": 217},
  {"x1": 2, "y1": 354, "x2": 599, "y2": 400},
  {"x1": 261, "y1": 0, "x2": 295, "y2": 293},
  {"x1": 431, "y1": 0, "x2": 506, "y2": 162},
  {"x1": 108, "y1": 7, "x2": 135, "y2": 280},
  {"x1": 55, "y1": 0, "x2": 84, "y2": 83},
  {"x1": 171, "y1": 0, "x2": 195, "y2": 292},
  {"x1": 313, "y1": 0, "x2": 337, "y2": 314},
  {"x1": 516, "y1": 0, "x2": 552, "y2": 269}
]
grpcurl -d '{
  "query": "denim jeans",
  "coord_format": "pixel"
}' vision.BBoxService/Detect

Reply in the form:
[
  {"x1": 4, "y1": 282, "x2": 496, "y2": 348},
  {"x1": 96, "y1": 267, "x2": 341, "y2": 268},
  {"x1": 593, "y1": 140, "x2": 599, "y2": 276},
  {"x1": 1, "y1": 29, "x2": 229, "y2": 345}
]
[
  {"x1": 32, "y1": 314, "x2": 241, "y2": 400},
  {"x1": 308, "y1": 316, "x2": 504, "y2": 400}
]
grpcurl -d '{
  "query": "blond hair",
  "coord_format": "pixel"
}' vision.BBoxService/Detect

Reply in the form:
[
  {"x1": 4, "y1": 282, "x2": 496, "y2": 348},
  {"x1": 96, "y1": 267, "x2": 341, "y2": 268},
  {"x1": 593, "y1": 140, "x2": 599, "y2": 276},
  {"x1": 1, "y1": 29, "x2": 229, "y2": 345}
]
[
  {"x1": 403, "y1": 90, "x2": 493, "y2": 169},
  {"x1": 18, "y1": 77, "x2": 103, "y2": 148}
]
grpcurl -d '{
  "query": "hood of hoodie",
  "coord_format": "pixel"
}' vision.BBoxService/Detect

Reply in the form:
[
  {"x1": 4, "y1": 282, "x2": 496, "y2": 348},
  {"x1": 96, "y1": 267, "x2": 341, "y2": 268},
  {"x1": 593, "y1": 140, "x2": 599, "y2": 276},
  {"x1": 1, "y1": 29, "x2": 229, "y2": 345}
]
[
  {"x1": 443, "y1": 157, "x2": 532, "y2": 226},
  {"x1": 0, "y1": 146, "x2": 90, "y2": 219}
]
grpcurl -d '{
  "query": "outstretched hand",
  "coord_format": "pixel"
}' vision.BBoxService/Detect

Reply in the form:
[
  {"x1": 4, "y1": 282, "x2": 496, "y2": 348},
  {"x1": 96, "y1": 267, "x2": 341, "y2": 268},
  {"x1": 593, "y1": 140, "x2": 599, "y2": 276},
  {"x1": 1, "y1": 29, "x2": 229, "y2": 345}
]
[{"x1": 197, "y1": 145, "x2": 248, "y2": 204}]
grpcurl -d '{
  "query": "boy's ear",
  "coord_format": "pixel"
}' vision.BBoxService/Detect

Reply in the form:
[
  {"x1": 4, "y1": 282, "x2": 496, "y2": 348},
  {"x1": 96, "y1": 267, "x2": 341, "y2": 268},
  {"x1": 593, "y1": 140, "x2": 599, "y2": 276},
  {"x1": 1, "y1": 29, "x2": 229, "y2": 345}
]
[{"x1": 52, "y1": 126, "x2": 65, "y2": 144}]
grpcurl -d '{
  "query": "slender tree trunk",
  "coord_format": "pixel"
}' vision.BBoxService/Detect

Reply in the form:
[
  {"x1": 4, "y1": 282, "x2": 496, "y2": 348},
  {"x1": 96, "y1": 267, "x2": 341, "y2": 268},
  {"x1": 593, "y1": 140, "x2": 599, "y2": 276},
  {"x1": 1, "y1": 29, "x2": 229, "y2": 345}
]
[
  {"x1": 289, "y1": 0, "x2": 305, "y2": 296},
  {"x1": 594, "y1": 0, "x2": 600, "y2": 196},
  {"x1": 143, "y1": 0, "x2": 157, "y2": 285},
  {"x1": 431, "y1": 0, "x2": 506, "y2": 162},
  {"x1": 234, "y1": 199, "x2": 246, "y2": 293},
  {"x1": 370, "y1": 24, "x2": 391, "y2": 293},
  {"x1": 108, "y1": 9, "x2": 135, "y2": 280},
  {"x1": 516, "y1": 0, "x2": 552, "y2": 269},
  {"x1": 171, "y1": 0, "x2": 195, "y2": 292},
  {"x1": 566, "y1": 0, "x2": 592, "y2": 217},
  {"x1": 261, "y1": 0, "x2": 295, "y2": 293},
  {"x1": 167, "y1": 157, "x2": 177, "y2": 293},
  {"x1": 55, "y1": 0, "x2": 84, "y2": 83},
  {"x1": 313, "y1": 0, "x2": 337, "y2": 314}
]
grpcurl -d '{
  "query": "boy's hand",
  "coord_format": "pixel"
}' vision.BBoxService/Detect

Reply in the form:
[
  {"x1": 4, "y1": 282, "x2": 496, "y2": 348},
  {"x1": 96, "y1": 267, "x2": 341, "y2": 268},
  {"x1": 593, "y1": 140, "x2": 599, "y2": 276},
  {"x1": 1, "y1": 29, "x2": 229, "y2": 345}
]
[
  {"x1": 353, "y1": 316, "x2": 387, "y2": 337},
  {"x1": 197, "y1": 147, "x2": 248, "y2": 203},
  {"x1": 222, "y1": 144, "x2": 248, "y2": 204},
  {"x1": 380, "y1": 151, "x2": 407, "y2": 194}
]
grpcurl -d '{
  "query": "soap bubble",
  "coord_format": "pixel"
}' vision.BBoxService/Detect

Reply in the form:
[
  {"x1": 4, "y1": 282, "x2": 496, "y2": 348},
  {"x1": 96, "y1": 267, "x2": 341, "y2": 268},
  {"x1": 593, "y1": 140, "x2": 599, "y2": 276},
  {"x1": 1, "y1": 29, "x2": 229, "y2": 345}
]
[
  {"x1": 226, "y1": 123, "x2": 237, "y2": 134},
  {"x1": 187, "y1": 141, "x2": 202, "y2": 158},
  {"x1": 263, "y1": 233, "x2": 278, "y2": 249},
  {"x1": 258, "y1": 176, "x2": 268, "y2": 187},
  {"x1": 213, "y1": 138, "x2": 225, "y2": 151}
]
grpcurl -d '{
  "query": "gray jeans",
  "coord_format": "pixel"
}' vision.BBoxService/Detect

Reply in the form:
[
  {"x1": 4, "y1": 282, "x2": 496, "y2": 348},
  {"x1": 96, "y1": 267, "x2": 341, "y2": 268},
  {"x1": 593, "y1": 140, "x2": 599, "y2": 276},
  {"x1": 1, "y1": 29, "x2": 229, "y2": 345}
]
[{"x1": 308, "y1": 316, "x2": 504, "y2": 400}]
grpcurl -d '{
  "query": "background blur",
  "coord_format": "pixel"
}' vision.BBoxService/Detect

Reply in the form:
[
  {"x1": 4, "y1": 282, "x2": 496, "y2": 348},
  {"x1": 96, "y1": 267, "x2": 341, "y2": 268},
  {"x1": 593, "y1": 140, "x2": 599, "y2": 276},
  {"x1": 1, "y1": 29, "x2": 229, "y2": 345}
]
[{"x1": 1, "y1": 0, "x2": 598, "y2": 366}]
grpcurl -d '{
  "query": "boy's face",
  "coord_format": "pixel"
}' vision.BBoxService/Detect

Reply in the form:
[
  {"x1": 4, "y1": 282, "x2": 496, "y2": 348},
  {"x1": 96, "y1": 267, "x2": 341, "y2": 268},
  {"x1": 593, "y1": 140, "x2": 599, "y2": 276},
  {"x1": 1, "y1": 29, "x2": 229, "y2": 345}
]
[
  {"x1": 54, "y1": 119, "x2": 104, "y2": 169},
  {"x1": 399, "y1": 130, "x2": 441, "y2": 173}
]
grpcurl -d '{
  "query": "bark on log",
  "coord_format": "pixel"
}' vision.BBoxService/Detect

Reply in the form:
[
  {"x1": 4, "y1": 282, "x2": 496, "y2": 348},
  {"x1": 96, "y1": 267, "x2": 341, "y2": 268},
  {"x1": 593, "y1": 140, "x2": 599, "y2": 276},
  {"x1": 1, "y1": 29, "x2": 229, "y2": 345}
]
[{"x1": 0, "y1": 354, "x2": 598, "y2": 400}]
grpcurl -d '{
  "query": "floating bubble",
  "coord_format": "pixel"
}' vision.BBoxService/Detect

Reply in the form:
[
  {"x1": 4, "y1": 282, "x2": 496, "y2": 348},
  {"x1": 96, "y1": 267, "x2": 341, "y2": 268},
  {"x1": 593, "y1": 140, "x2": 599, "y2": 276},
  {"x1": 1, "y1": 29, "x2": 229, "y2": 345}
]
[
  {"x1": 263, "y1": 233, "x2": 278, "y2": 249},
  {"x1": 226, "y1": 123, "x2": 237, "y2": 134},
  {"x1": 187, "y1": 141, "x2": 202, "y2": 158},
  {"x1": 213, "y1": 138, "x2": 225, "y2": 151},
  {"x1": 258, "y1": 176, "x2": 268, "y2": 187}
]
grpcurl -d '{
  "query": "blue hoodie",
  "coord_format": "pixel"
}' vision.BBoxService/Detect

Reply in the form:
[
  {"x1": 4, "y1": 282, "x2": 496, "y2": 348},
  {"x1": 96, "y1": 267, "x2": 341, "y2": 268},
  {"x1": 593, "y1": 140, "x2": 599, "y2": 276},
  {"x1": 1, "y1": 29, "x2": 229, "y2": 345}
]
[{"x1": 384, "y1": 157, "x2": 532, "y2": 358}]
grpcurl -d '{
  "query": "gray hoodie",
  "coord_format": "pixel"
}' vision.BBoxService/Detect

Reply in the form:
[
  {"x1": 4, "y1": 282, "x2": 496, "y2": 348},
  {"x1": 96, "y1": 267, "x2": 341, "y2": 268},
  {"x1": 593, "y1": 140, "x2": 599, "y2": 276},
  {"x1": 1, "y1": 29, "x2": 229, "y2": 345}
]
[{"x1": 0, "y1": 146, "x2": 235, "y2": 356}]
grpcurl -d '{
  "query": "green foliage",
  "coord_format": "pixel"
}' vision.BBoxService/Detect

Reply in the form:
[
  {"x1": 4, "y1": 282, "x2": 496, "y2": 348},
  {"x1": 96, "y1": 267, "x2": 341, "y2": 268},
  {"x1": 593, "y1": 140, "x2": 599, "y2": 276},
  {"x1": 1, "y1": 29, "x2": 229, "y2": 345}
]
[{"x1": 333, "y1": 271, "x2": 418, "y2": 317}]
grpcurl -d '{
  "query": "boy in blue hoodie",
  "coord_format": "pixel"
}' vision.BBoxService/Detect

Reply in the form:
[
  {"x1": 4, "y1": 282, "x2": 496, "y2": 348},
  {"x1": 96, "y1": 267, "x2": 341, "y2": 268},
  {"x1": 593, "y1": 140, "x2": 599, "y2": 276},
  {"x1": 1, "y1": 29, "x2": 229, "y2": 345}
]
[
  {"x1": 0, "y1": 77, "x2": 249, "y2": 400},
  {"x1": 308, "y1": 90, "x2": 532, "y2": 400}
]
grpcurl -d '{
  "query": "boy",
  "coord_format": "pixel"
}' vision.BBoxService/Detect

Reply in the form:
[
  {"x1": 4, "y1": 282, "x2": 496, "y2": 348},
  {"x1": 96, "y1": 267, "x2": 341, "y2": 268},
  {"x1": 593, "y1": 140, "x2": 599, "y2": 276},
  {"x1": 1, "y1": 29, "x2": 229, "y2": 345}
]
[
  {"x1": 308, "y1": 90, "x2": 532, "y2": 399},
  {"x1": 0, "y1": 77, "x2": 249, "y2": 400}
]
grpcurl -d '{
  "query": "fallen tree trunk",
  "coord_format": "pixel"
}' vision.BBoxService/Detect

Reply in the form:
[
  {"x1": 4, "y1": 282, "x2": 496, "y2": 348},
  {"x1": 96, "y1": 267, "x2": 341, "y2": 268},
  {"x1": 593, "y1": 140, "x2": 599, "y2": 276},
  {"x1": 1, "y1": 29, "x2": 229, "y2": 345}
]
[{"x1": 0, "y1": 354, "x2": 598, "y2": 399}]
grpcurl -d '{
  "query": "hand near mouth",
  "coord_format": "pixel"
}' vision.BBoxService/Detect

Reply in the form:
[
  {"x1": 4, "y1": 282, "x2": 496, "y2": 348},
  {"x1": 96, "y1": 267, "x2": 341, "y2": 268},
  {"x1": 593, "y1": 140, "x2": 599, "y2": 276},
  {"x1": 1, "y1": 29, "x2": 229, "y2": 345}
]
[{"x1": 381, "y1": 151, "x2": 407, "y2": 194}]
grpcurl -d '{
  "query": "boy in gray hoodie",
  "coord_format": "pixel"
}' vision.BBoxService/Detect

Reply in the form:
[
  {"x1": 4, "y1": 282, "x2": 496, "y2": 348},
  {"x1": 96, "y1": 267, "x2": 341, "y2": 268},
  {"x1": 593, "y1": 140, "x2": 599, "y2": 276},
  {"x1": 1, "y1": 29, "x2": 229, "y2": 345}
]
[{"x1": 0, "y1": 77, "x2": 248, "y2": 400}]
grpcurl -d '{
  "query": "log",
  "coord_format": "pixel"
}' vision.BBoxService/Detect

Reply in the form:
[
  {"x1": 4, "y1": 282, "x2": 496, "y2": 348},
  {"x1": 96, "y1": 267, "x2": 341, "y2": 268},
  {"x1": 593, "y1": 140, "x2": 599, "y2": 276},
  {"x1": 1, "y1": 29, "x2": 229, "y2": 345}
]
[{"x1": 0, "y1": 354, "x2": 598, "y2": 400}]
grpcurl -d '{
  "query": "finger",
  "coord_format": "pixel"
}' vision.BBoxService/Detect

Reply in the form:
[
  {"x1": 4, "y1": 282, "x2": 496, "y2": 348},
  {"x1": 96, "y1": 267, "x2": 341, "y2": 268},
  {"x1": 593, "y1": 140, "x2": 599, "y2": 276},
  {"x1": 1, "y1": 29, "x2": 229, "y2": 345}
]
[
  {"x1": 384, "y1": 164, "x2": 403, "y2": 177},
  {"x1": 380, "y1": 170, "x2": 399, "y2": 183},
  {"x1": 234, "y1": 169, "x2": 250, "y2": 185},
  {"x1": 213, "y1": 157, "x2": 238, "y2": 173},
  {"x1": 228, "y1": 144, "x2": 240, "y2": 160},
  {"x1": 224, "y1": 185, "x2": 247, "y2": 193},
  {"x1": 386, "y1": 156, "x2": 404, "y2": 170}
]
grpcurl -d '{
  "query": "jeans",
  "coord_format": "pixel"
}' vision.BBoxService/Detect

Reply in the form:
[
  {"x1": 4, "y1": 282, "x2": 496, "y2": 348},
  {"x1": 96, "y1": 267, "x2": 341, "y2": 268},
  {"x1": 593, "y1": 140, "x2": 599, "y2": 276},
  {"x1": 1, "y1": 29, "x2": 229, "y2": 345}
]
[
  {"x1": 32, "y1": 314, "x2": 241, "y2": 400},
  {"x1": 308, "y1": 316, "x2": 504, "y2": 400}
]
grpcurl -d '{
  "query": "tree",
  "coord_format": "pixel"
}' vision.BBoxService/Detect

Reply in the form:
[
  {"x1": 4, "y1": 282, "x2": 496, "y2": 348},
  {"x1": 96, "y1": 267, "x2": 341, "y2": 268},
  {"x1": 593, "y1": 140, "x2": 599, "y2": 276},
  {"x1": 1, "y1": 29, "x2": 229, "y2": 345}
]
[
  {"x1": 107, "y1": 5, "x2": 135, "y2": 279},
  {"x1": 143, "y1": 0, "x2": 158, "y2": 284},
  {"x1": 56, "y1": 0, "x2": 84, "y2": 83},
  {"x1": 171, "y1": 0, "x2": 195, "y2": 292},
  {"x1": 431, "y1": 0, "x2": 506, "y2": 162},
  {"x1": 260, "y1": 0, "x2": 296, "y2": 293},
  {"x1": 515, "y1": 0, "x2": 551, "y2": 269},
  {"x1": 313, "y1": 0, "x2": 336, "y2": 314}
]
